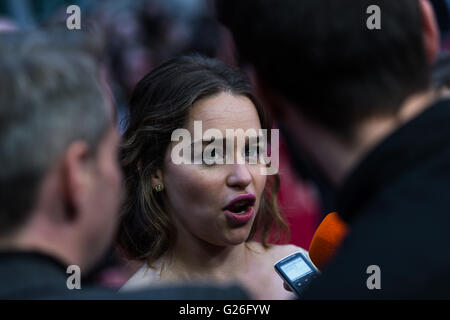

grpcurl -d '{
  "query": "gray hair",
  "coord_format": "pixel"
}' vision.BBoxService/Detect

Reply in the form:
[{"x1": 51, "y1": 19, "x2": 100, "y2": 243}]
[{"x1": 0, "y1": 30, "x2": 110, "y2": 235}]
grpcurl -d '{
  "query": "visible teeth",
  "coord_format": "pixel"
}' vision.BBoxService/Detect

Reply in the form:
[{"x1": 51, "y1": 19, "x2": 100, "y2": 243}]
[{"x1": 231, "y1": 208, "x2": 247, "y2": 215}]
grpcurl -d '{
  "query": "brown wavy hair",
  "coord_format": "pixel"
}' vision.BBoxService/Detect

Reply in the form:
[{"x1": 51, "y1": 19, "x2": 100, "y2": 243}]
[{"x1": 117, "y1": 55, "x2": 289, "y2": 265}]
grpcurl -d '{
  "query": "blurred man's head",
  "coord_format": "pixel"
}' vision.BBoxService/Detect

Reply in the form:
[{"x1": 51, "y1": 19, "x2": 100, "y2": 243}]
[
  {"x1": 0, "y1": 31, "x2": 123, "y2": 271},
  {"x1": 219, "y1": 0, "x2": 440, "y2": 184}
]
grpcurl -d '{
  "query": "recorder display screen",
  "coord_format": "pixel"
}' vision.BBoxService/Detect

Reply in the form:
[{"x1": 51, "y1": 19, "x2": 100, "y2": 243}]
[{"x1": 281, "y1": 258, "x2": 313, "y2": 281}]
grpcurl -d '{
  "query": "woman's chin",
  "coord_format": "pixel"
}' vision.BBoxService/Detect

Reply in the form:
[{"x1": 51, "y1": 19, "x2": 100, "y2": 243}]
[
  {"x1": 224, "y1": 238, "x2": 246, "y2": 246},
  {"x1": 222, "y1": 231, "x2": 252, "y2": 246}
]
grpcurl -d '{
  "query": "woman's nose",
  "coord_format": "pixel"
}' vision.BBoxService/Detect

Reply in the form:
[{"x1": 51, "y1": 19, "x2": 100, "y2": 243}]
[{"x1": 226, "y1": 164, "x2": 252, "y2": 189}]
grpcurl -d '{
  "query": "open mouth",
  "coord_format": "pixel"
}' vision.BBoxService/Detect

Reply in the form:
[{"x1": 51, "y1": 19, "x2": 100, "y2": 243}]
[
  {"x1": 224, "y1": 194, "x2": 256, "y2": 214},
  {"x1": 223, "y1": 194, "x2": 256, "y2": 225},
  {"x1": 225, "y1": 199, "x2": 255, "y2": 214}
]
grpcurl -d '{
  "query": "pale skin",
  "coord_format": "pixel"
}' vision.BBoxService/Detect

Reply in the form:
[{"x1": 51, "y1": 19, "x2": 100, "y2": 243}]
[{"x1": 122, "y1": 92, "x2": 304, "y2": 299}]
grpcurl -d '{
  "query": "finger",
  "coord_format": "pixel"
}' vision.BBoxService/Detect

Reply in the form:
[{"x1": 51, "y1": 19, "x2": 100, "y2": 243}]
[{"x1": 283, "y1": 281, "x2": 292, "y2": 292}]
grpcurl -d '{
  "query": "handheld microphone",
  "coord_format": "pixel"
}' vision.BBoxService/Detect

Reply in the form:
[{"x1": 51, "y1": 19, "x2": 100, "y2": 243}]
[{"x1": 308, "y1": 212, "x2": 348, "y2": 270}]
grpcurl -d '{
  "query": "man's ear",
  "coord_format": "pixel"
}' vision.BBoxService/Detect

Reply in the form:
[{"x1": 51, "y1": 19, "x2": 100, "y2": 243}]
[
  {"x1": 419, "y1": 0, "x2": 440, "y2": 64},
  {"x1": 61, "y1": 141, "x2": 92, "y2": 222}
]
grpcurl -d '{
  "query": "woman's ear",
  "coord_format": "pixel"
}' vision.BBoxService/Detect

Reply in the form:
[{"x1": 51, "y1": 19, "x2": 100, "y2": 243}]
[
  {"x1": 419, "y1": 0, "x2": 440, "y2": 64},
  {"x1": 151, "y1": 168, "x2": 164, "y2": 189}
]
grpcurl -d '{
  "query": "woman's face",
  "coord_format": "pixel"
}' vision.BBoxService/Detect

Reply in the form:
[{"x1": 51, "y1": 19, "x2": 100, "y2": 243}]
[{"x1": 161, "y1": 92, "x2": 267, "y2": 247}]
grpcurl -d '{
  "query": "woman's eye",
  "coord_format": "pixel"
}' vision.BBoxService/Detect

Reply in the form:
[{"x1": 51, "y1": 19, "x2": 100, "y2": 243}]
[
  {"x1": 202, "y1": 148, "x2": 223, "y2": 165},
  {"x1": 245, "y1": 149, "x2": 257, "y2": 157},
  {"x1": 245, "y1": 145, "x2": 267, "y2": 163},
  {"x1": 244, "y1": 146, "x2": 260, "y2": 160}
]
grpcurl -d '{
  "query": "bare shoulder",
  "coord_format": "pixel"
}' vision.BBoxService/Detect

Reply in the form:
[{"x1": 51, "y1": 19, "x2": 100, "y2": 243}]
[
  {"x1": 246, "y1": 242, "x2": 309, "y2": 267},
  {"x1": 119, "y1": 262, "x2": 161, "y2": 292},
  {"x1": 266, "y1": 243, "x2": 309, "y2": 263}
]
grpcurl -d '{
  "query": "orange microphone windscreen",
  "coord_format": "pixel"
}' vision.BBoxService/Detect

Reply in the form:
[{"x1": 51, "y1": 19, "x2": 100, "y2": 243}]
[{"x1": 309, "y1": 212, "x2": 348, "y2": 270}]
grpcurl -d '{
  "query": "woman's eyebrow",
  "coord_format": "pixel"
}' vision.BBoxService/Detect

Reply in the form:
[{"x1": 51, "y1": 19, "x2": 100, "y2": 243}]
[
  {"x1": 190, "y1": 137, "x2": 226, "y2": 147},
  {"x1": 190, "y1": 135, "x2": 265, "y2": 146}
]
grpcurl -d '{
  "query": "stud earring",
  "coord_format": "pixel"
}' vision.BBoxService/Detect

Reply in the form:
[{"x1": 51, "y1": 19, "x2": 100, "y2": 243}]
[{"x1": 154, "y1": 184, "x2": 163, "y2": 192}]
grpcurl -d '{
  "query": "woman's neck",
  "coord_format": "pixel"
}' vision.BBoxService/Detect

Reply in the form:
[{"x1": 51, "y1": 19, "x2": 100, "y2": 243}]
[{"x1": 159, "y1": 236, "x2": 258, "y2": 282}]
